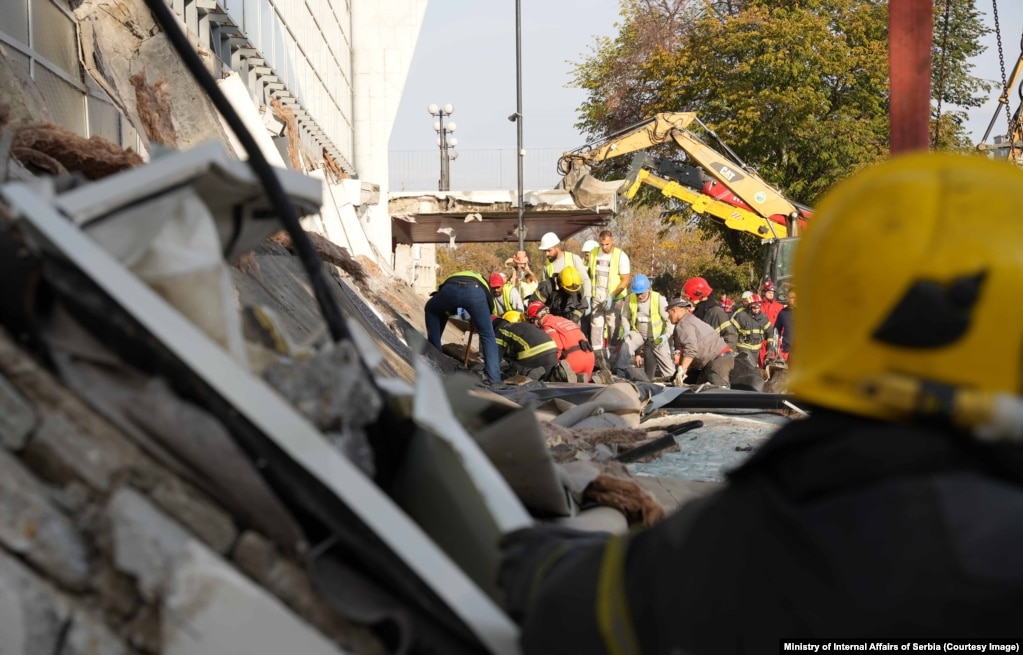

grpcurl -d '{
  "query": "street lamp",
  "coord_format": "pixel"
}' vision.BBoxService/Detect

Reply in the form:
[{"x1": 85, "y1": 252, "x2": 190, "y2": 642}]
[
  {"x1": 428, "y1": 103, "x2": 458, "y2": 191},
  {"x1": 512, "y1": 0, "x2": 524, "y2": 250}
]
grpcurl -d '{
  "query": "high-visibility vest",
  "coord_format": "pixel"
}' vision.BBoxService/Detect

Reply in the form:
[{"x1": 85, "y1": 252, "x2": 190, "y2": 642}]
[
  {"x1": 588, "y1": 247, "x2": 625, "y2": 300},
  {"x1": 628, "y1": 292, "x2": 666, "y2": 338}
]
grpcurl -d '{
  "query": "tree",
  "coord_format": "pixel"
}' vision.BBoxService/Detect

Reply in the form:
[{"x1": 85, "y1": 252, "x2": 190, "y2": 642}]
[
  {"x1": 569, "y1": 0, "x2": 992, "y2": 269},
  {"x1": 574, "y1": 0, "x2": 991, "y2": 200}
]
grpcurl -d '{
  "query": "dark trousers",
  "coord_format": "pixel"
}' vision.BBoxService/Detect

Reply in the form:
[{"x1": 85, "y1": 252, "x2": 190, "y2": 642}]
[
  {"x1": 424, "y1": 281, "x2": 501, "y2": 383},
  {"x1": 694, "y1": 352, "x2": 734, "y2": 387}
]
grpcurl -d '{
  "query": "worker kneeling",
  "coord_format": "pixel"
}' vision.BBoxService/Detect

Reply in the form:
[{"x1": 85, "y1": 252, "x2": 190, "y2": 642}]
[
  {"x1": 614, "y1": 273, "x2": 674, "y2": 379},
  {"x1": 526, "y1": 301, "x2": 594, "y2": 382},
  {"x1": 499, "y1": 154, "x2": 1023, "y2": 651},
  {"x1": 492, "y1": 311, "x2": 559, "y2": 380}
]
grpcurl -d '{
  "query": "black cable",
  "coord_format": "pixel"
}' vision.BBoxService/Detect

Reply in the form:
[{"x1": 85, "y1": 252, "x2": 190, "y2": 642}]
[{"x1": 142, "y1": 0, "x2": 349, "y2": 343}]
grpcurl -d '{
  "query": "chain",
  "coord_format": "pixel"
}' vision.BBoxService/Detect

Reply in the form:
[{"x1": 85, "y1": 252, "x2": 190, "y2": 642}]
[
  {"x1": 933, "y1": 0, "x2": 954, "y2": 146},
  {"x1": 993, "y1": 0, "x2": 1012, "y2": 127}
]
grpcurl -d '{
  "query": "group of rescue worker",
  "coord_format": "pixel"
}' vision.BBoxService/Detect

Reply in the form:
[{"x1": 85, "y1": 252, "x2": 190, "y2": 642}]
[
  {"x1": 425, "y1": 226, "x2": 793, "y2": 388},
  {"x1": 497, "y1": 153, "x2": 1023, "y2": 650}
]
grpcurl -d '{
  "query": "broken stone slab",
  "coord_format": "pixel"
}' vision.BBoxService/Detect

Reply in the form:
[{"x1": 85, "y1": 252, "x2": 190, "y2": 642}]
[
  {"x1": 164, "y1": 541, "x2": 355, "y2": 655},
  {"x1": 0, "y1": 371, "x2": 36, "y2": 451},
  {"x1": 0, "y1": 448, "x2": 90, "y2": 590}
]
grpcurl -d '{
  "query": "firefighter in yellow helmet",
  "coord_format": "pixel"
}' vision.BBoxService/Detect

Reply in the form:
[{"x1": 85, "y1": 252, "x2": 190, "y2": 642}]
[
  {"x1": 498, "y1": 154, "x2": 1023, "y2": 651},
  {"x1": 532, "y1": 265, "x2": 588, "y2": 325}
]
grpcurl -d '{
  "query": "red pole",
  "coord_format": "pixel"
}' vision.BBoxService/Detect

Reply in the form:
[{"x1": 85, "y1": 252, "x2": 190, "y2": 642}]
[{"x1": 889, "y1": 0, "x2": 933, "y2": 154}]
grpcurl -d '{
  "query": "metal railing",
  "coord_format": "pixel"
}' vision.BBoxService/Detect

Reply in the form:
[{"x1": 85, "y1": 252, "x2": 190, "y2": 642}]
[{"x1": 388, "y1": 147, "x2": 571, "y2": 192}]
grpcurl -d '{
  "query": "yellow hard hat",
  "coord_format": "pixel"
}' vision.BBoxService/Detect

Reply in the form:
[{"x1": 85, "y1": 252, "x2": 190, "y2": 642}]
[
  {"x1": 502, "y1": 310, "x2": 524, "y2": 323},
  {"x1": 787, "y1": 152, "x2": 1023, "y2": 422},
  {"x1": 559, "y1": 266, "x2": 583, "y2": 293}
]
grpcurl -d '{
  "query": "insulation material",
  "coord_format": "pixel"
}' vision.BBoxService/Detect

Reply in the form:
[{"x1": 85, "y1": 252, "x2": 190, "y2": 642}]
[{"x1": 11, "y1": 122, "x2": 143, "y2": 180}]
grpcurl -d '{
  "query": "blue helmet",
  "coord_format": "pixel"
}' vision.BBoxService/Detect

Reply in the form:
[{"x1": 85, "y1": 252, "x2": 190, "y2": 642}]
[{"x1": 631, "y1": 273, "x2": 651, "y2": 294}]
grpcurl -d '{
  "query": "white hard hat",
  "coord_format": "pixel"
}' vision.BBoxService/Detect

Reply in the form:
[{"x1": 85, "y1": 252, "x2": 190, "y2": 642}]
[
  {"x1": 538, "y1": 232, "x2": 561, "y2": 250},
  {"x1": 741, "y1": 291, "x2": 754, "y2": 300},
  {"x1": 582, "y1": 239, "x2": 598, "y2": 253}
]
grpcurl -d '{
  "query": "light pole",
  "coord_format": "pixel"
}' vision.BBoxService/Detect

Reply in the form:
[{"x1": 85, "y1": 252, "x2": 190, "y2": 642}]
[
  {"x1": 428, "y1": 103, "x2": 458, "y2": 191},
  {"x1": 512, "y1": 0, "x2": 524, "y2": 250}
]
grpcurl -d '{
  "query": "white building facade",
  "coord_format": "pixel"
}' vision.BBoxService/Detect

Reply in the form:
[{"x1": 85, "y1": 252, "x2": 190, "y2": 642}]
[{"x1": 0, "y1": 0, "x2": 427, "y2": 270}]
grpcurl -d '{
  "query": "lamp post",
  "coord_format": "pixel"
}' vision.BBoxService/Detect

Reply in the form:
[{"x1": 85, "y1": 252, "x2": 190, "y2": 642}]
[
  {"x1": 428, "y1": 103, "x2": 458, "y2": 191},
  {"x1": 512, "y1": 0, "x2": 524, "y2": 250}
]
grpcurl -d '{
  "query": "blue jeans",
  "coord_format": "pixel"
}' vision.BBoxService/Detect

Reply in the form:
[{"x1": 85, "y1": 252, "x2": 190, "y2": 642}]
[{"x1": 424, "y1": 280, "x2": 501, "y2": 384}]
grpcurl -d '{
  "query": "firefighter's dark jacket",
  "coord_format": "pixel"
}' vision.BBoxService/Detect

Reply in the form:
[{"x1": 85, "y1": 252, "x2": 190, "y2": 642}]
[
  {"x1": 493, "y1": 319, "x2": 557, "y2": 362},
  {"x1": 693, "y1": 297, "x2": 737, "y2": 350},
  {"x1": 514, "y1": 410, "x2": 1023, "y2": 653}
]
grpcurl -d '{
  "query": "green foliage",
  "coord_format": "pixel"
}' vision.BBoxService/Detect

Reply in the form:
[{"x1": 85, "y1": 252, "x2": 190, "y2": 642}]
[{"x1": 568, "y1": 0, "x2": 992, "y2": 273}]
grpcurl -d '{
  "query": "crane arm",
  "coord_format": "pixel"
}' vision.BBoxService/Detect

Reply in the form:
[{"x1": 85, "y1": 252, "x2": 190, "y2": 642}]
[{"x1": 560, "y1": 112, "x2": 801, "y2": 223}]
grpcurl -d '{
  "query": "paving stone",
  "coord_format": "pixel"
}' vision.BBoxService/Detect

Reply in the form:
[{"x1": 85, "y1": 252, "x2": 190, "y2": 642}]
[
  {"x1": 0, "y1": 547, "x2": 72, "y2": 655},
  {"x1": 0, "y1": 372, "x2": 36, "y2": 451},
  {"x1": 64, "y1": 608, "x2": 130, "y2": 655},
  {"x1": 21, "y1": 411, "x2": 132, "y2": 493},
  {"x1": 0, "y1": 448, "x2": 90, "y2": 590},
  {"x1": 150, "y1": 477, "x2": 237, "y2": 555},
  {"x1": 106, "y1": 486, "x2": 191, "y2": 601}
]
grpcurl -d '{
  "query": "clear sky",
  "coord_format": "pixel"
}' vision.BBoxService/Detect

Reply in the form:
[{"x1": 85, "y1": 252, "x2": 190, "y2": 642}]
[
  {"x1": 390, "y1": 1, "x2": 1023, "y2": 155},
  {"x1": 389, "y1": 0, "x2": 620, "y2": 154}
]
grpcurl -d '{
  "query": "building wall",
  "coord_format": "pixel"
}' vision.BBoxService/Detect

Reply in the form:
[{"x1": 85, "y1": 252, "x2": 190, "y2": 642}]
[{"x1": 352, "y1": 0, "x2": 429, "y2": 267}]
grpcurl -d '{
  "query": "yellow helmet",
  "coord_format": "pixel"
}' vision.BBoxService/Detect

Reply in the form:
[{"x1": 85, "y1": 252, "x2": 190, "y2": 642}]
[
  {"x1": 559, "y1": 266, "x2": 583, "y2": 293},
  {"x1": 502, "y1": 310, "x2": 524, "y2": 323},
  {"x1": 788, "y1": 153, "x2": 1023, "y2": 425}
]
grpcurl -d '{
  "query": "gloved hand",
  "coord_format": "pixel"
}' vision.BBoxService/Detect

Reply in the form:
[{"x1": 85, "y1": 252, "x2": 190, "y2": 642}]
[
  {"x1": 498, "y1": 524, "x2": 611, "y2": 622},
  {"x1": 673, "y1": 368, "x2": 687, "y2": 386},
  {"x1": 603, "y1": 296, "x2": 614, "y2": 312}
]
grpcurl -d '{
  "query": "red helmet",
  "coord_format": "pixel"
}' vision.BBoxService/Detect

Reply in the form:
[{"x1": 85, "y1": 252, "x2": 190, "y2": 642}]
[
  {"x1": 489, "y1": 272, "x2": 505, "y2": 288},
  {"x1": 682, "y1": 276, "x2": 713, "y2": 300},
  {"x1": 761, "y1": 280, "x2": 776, "y2": 293},
  {"x1": 720, "y1": 298, "x2": 734, "y2": 312},
  {"x1": 748, "y1": 293, "x2": 764, "y2": 306},
  {"x1": 526, "y1": 300, "x2": 548, "y2": 320}
]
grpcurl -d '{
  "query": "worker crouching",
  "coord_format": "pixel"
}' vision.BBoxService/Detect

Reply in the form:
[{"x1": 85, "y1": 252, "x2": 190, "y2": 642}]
[{"x1": 526, "y1": 301, "x2": 594, "y2": 382}]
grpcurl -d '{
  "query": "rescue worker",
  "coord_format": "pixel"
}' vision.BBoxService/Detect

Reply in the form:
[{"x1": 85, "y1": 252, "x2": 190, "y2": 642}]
[
  {"x1": 759, "y1": 279, "x2": 784, "y2": 325},
  {"x1": 533, "y1": 266, "x2": 587, "y2": 324},
  {"x1": 538, "y1": 232, "x2": 591, "y2": 308},
  {"x1": 580, "y1": 239, "x2": 599, "y2": 269},
  {"x1": 489, "y1": 272, "x2": 524, "y2": 315},
  {"x1": 719, "y1": 293, "x2": 734, "y2": 314},
  {"x1": 499, "y1": 153, "x2": 1023, "y2": 651},
  {"x1": 775, "y1": 286, "x2": 795, "y2": 360},
  {"x1": 507, "y1": 250, "x2": 538, "y2": 301},
  {"x1": 758, "y1": 280, "x2": 785, "y2": 367},
  {"x1": 682, "y1": 276, "x2": 738, "y2": 352},
  {"x1": 730, "y1": 293, "x2": 775, "y2": 367},
  {"x1": 739, "y1": 290, "x2": 754, "y2": 309},
  {"x1": 587, "y1": 229, "x2": 631, "y2": 353},
  {"x1": 526, "y1": 300, "x2": 594, "y2": 382},
  {"x1": 491, "y1": 311, "x2": 559, "y2": 380},
  {"x1": 616, "y1": 273, "x2": 673, "y2": 379},
  {"x1": 665, "y1": 296, "x2": 733, "y2": 387},
  {"x1": 424, "y1": 270, "x2": 500, "y2": 384}
]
